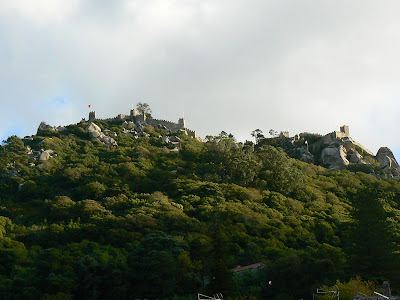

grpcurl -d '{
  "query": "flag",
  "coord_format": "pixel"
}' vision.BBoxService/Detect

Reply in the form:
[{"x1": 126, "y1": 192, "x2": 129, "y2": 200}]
[{"x1": 88, "y1": 105, "x2": 91, "y2": 108}]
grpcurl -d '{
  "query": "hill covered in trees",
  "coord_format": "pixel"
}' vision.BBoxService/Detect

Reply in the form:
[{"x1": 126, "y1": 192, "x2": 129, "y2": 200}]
[{"x1": 1, "y1": 114, "x2": 400, "y2": 299}]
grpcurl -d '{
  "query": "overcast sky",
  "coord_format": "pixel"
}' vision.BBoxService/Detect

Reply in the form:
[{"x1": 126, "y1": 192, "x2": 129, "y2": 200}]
[{"x1": 2, "y1": 0, "x2": 400, "y2": 157}]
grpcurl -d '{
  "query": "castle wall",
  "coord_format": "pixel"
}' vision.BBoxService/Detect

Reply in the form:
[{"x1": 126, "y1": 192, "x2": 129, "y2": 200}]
[
  {"x1": 88, "y1": 110, "x2": 197, "y2": 138},
  {"x1": 334, "y1": 131, "x2": 348, "y2": 139},
  {"x1": 146, "y1": 118, "x2": 184, "y2": 132},
  {"x1": 186, "y1": 129, "x2": 197, "y2": 138}
]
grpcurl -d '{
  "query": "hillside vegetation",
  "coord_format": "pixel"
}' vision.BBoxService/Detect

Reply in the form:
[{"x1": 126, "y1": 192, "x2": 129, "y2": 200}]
[{"x1": 1, "y1": 120, "x2": 400, "y2": 299}]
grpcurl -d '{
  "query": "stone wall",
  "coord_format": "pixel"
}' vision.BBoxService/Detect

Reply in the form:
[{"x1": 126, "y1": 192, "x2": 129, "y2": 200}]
[{"x1": 88, "y1": 111, "x2": 197, "y2": 137}]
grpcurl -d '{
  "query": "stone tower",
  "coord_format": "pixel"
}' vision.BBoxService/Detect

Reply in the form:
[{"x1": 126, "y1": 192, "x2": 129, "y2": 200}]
[
  {"x1": 130, "y1": 109, "x2": 139, "y2": 121},
  {"x1": 178, "y1": 118, "x2": 186, "y2": 129},
  {"x1": 89, "y1": 111, "x2": 96, "y2": 122},
  {"x1": 340, "y1": 125, "x2": 349, "y2": 137}
]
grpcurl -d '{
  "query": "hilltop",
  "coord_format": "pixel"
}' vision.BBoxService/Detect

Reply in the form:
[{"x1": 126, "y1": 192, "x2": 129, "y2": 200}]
[
  {"x1": 254, "y1": 125, "x2": 400, "y2": 179},
  {"x1": 1, "y1": 107, "x2": 400, "y2": 299}
]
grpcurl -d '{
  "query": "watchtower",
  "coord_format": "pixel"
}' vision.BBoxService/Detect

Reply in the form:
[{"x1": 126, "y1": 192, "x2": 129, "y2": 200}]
[
  {"x1": 178, "y1": 118, "x2": 186, "y2": 129},
  {"x1": 89, "y1": 111, "x2": 96, "y2": 122},
  {"x1": 130, "y1": 109, "x2": 139, "y2": 121},
  {"x1": 340, "y1": 125, "x2": 349, "y2": 136}
]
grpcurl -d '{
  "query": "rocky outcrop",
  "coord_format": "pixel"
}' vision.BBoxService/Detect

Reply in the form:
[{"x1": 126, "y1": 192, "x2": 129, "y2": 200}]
[
  {"x1": 321, "y1": 145, "x2": 349, "y2": 170},
  {"x1": 161, "y1": 135, "x2": 183, "y2": 147},
  {"x1": 38, "y1": 121, "x2": 54, "y2": 133},
  {"x1": 27, "y1": 147, "x2": 57, "y2": 161},
  {"x1": 375, "y1": 147, "x2": 400, "y2": 176},
  {"x1": 39, "y1": 150, "x2": 55, "y2": 161},
  {"x1": 85, "y1": 122, "x2": 117, "y2": 147},
  {"x1": 299, "y1": 148, "x2": 315, "y2": 164},
  {"x1": 85, "y1": 122, "x2": 102, "y2": 136},
  {"x1": 37, "y1": 122, "x2": 67, "y2": 133},
  {"x1": 349, "y1": 152, "x2": 363, "y2": 164},
  {"x1": 122, "y1": 121, "x2": 135, "y2": 130}
]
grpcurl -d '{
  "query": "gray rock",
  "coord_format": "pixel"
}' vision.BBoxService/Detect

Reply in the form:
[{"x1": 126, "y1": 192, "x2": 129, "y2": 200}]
[
  {"x1": 321, "y1": 145, "x2": 349, "y2": 170},
  {"x1": 38, "y1": 121, "x2": 54, "y2": 132},
  {"x1": 99, "y1": 135, "x2": 117, "y2": 147},
  {"x1": 91, "y1": 130, "x2": 101, "y2": 138},
  {"x1": 161, "y1": 136, "x2": 170, "y2": 143},
  {"x1": 299, "y1": 148, "x2": 314, "y2": 164},
  {"x1": 55, "y1": 126, "x2": 67, "y2": 132},
  {"x1": 39, "y1": 150, "x2": 54, "y2": 161},
  {"x1": 126, "y1": 121, "x2": 135, "y2": 130},
  {"x1": 349, "y1": 151, "x2": 363, "y2": 164},
  {"x1": 85, "y1": 122, "x2": 101, "y2": 134},
  {"x1": 169, "y1": 136, "x2": 181, "y2": 143},
  {"x1": 141, "y1": 132, "x2": 150, "y2": 138},
  {"x1": 375, "y1": 147, "x2": 400, "y2": 175}
]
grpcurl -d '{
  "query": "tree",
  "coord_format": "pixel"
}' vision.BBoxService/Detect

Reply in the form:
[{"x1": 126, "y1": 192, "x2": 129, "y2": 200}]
[
  {"x1": 202, "y1": 133, "x2": 260, "y2": 185},
  {"x1": 136, "y1": 102, "x2": 152, "y2": 117},
  {"x1": 255, "y1": 145, "x2": 304, "y2": 196},
  {"x1": 348, "y1": 187, "x2": 400, "y2": 282},
  {"x1": 127, "y1": 232, "x2": 198, "y2": 298},
  {"x1": 251, "y1": 129, "x2": 265, "y2": 144}
]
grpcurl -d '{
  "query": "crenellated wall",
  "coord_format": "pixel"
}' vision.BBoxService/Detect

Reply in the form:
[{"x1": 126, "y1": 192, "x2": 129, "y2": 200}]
[{"x1": 88, "y1": 110, "x2": 197, "y2": 137}]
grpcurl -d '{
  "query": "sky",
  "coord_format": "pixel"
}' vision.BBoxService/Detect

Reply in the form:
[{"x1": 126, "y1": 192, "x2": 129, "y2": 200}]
[{"x1": 2, "y1": 0, "x2": 400, "y2": 157}]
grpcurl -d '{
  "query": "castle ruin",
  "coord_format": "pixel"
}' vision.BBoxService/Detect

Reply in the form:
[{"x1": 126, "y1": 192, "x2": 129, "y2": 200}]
[{"x1": 87, "y1": 109, "x2": 197, "y2": 138}]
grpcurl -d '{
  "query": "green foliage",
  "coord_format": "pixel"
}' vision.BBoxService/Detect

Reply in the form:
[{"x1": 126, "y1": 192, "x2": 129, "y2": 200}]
[
  {"x1": 318, "y1": 277, "x2": 377, "y2": 300},
  {"x1": 256, "y1": 145, "x2": 304, "y2": 196},
  {"x1": 1, "y1": 125, "x2": 400, "y2": 298}
]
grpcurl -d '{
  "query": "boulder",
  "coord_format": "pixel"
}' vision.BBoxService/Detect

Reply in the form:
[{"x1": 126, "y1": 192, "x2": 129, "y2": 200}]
[
  {"x1": 321, "y1": 145, "x2": 349, "y2": 170},
  {"x1": 161, "y1": 136, "x2": 170, "y2": 143},
  {"x1": 349, "y1": 151, "x2": 363, "y2": 164},
  {"x1": 90, "y1": 130, "x2": 101, "y2": 138},
  {"x1": 343, "y1": 140, "x2": 356, "y2": 153},
  {"x1": 39, "y1": 150, "x2": 54, "y2": 161},
  {"x1": 55, "y1": 126, "x2": 67, "y2": 132},
  {"x1": 375, "y1": 147, "x2": 400, "y2": 176},
  {"x1": 126, "y1": 121, "x2": 135, "y2": 130},
  {"x1": 299, "y1": 148, "x2": 314, "y2": 164},
  {"x1": 99, "y1": 135, "x2": 117, "y2": 147},
  {"x1": 169, "y1": 136, "x2": 181, "y2": 143},
  {"x1": 141, "y1": 132, "x2": 150, "y2": 138},
  {"x1": 85, "y1": 122, "x2": 101, "y2": 134},
  {"x1": 37, "y1": 121, "x2": 54, "y2": 133}
]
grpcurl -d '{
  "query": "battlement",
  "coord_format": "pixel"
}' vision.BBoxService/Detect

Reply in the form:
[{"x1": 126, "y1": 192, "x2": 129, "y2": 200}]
[
  {"x1": 340, "y1": 125, "x2": 349, "y2": 136},
  {"x1": 89, "y1": 111, "x2": 96, "y2": 122},
  {"x1": 333, "y1": 125, "x2": 350, "y2": 139},
  {"x1": 87, "y1": 109, "x2": 197, "y2": 138}
]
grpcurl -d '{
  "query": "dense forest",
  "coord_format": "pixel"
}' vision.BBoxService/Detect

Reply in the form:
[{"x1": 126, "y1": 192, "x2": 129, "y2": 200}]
[{"x1": 1, "y1": 118, "x2": 400, "y2": 299}]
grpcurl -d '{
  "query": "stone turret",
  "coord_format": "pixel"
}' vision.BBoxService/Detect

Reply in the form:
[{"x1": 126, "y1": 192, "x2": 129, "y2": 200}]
[
  {"x1": 340, "y1": 125, "x2": 349, "y2": 136},
  {"x1": 89, "y1": 111, "x2": 96, "y2": 122},
  {"x1": 130, "y1": 109, "x2": 139, "y2": 121},
  {"x1": 178, "y1": 118, "x2": 186, "y2": 129}
]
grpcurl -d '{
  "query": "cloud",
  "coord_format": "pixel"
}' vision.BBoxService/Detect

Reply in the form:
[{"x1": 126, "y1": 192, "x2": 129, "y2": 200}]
[
  {"x1": 1, "y1": 0, "x2": 400, "y2": 157},
  {"x1": 0, "y1": 0, "x2": 80, "y2": 25}
]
